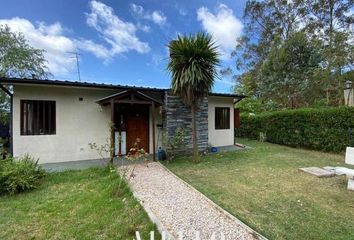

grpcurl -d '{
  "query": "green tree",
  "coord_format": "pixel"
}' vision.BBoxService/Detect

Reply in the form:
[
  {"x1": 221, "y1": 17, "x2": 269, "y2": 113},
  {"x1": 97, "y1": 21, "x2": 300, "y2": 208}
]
[
  {"x1": 232, "y1": 0, "x2": 309, "y2": 101},
  {"x1": 167, "y1": 33, "x2": 219, "y2": 162},
  {"x1": 307, "y1": 0, "x2": 354, "y2": 105},
  {"x1": 258, "y1": 32, "x2": 323, "y2": 108},
  {"x1": 0, "y1": 25, "x2": 50, "y2": 78},
  {"x1": 0, "y1": 25, "x2": 50, "y2": 125},
  {"x1": 233, "y1": 0, "x2": 354, "y2": 108}
]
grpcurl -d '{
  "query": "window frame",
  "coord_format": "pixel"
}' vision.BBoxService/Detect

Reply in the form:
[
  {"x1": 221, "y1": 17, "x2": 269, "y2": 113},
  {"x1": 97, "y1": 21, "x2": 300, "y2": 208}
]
[
  {"x1": 20, "y1": 100, "x2": 56, "y2": 136},
  {"x1": 215, "y1": 107, "x2": 230, "y2": 130}
]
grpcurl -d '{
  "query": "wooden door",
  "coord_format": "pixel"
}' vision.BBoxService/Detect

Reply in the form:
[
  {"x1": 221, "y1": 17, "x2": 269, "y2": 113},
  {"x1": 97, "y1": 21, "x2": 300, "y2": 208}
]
[{"x1": 126, "y1": 111, "x2": 149, "y2": 153}]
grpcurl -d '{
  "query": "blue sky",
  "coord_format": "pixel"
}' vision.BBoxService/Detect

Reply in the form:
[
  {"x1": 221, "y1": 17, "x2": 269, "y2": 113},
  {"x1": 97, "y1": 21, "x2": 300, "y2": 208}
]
[{"x1": 0, "y1": 0, "x2": 247, "y2": 93}]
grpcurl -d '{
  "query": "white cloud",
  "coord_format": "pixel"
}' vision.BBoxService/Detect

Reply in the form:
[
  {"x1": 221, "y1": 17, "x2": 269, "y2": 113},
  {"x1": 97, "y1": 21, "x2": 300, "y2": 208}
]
[
  {"x1": 130, "y1": 3, "x2": 144, "y2": 16},
  {"x1": 86, "y1": 1, "x2": 150, "y2": 55},
  {"x1": 0, "y1": 1, "x2": 151, "y2": 77},
  {"x1": 75, "y1": 39, "x2": 111, "y2": 60},
  {"x1": 137, "y1": 23, "x2": 150, "y2": 32},
  {"x1": 178, "y1": 8, "x2": 187, "y2": 16},
  {"x1": 197, "y1": 4, "x2": 243, "y2": 60},
  {"x1": 0, "y1": 17, "x2": 76, "y2": 76},
  {"x1": 174, "y1": 2, "x2": 187, "y2": 16},
  {"x1": 151, "y1": 11, "x2": 166, "y2": 26},
  {"x1": 129, "y1": 3, "x2": 167, "y2": 26}
]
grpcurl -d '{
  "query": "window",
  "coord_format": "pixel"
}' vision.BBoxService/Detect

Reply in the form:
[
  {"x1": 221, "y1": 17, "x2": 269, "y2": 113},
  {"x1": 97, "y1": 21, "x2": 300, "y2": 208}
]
[
  {"x1": 20, "y1": 100, "x2": 56, "y2": 135},
  {"x1": 215, "y1": 107, "x2": 230, "y2": 129}
]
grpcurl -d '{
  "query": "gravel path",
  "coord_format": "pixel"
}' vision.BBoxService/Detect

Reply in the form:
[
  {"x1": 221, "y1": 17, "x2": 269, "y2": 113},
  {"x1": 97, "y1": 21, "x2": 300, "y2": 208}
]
[{"x1": 119, "y1": 162, "x2": 265, "y2": 240}]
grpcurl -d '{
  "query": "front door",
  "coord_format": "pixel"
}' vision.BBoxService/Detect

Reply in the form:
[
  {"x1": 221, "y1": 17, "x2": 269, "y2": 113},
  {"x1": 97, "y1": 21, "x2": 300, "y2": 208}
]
[{"x1": 126, "y1": 106, "x2": 149, "y2": 153}]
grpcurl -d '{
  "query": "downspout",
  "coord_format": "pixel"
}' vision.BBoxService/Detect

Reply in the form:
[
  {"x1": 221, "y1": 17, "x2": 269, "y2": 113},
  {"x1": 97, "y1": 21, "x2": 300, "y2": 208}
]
[{"x1": 0, "y1": 84, "x2": 13, "y2": 156}]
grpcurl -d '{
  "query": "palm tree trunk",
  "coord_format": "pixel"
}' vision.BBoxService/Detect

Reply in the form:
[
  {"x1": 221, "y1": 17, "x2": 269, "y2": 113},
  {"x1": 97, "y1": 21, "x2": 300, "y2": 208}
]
[{"x1": 191, "y1": 104, "x2": 199, "y2": 162}]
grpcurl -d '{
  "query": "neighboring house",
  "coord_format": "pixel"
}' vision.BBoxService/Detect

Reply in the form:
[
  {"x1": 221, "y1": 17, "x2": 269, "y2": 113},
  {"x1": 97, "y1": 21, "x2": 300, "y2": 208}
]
[{"x1": 0, "y1": 77, "x2": 245, "y2": 164}]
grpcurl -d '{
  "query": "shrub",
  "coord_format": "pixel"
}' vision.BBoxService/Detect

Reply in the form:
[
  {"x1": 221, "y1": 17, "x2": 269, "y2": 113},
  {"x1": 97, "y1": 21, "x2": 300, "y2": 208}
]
[
  {"x1": 0, "y1": 154, "x2": 46, "y2": 195},
  {"x1": 236, "y1": 107, "x2": 354, "y2": 153}
]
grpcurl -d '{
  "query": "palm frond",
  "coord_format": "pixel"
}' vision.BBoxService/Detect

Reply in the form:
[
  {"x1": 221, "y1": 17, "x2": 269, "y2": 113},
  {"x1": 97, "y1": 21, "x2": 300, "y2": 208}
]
[{"x1": 167, "y1": 32, "x2": 220, "y2": 106}]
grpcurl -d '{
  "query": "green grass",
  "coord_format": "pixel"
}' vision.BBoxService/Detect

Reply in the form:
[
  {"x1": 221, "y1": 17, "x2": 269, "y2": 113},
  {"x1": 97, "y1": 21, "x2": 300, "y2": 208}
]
[
  {"x1": 164, "y1": 139, "x2": 354, "y2": 240},
  {"x1": 0, "y1": 167, "x2": 159, "y2": 240}
]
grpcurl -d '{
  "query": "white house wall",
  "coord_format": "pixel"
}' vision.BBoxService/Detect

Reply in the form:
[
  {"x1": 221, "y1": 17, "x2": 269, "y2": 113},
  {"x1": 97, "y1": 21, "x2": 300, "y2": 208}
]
[
  {"x1": 13, "y1": 84, "x2": 162, "y2": 164},
  {"x1": 208, "y1": 96, "x2": 235, "y2": 147}
]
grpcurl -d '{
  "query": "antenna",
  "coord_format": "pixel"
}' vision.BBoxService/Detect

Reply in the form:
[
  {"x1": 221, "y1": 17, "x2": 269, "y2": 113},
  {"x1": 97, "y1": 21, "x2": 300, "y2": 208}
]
[{"x1": 67, "y1": 50, "x2": 81, "y2": 81}]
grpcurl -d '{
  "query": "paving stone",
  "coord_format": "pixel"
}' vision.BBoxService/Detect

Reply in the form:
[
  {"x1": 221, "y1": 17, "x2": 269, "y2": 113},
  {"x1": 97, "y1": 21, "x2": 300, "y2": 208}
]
[
  {"x1": 333, "y1": 167, "x2": 354, "y2": 178},
  {"x1": 347, "y1": 178, "x2": 354, "y2": 191},
  {"x1": 299, "y1": 167, "x2": 336, "y2": 178}
]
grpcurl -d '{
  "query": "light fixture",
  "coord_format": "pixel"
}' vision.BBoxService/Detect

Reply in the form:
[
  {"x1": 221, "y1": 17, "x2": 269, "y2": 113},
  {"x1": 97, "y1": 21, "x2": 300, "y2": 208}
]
[{"x1": 96, "y1": 104, "x2": 103, "y2": 112}]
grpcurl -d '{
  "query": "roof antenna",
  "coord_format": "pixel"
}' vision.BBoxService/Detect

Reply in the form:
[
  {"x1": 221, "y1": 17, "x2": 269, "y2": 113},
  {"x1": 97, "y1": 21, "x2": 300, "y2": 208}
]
[{"x1": 67, "y1": 48, "x2": 81, "y2": 82}]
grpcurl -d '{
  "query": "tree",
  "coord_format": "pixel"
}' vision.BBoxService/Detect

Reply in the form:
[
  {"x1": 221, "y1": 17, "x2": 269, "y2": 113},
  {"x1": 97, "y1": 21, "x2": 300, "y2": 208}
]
[
  {"x1": 232, "y1": 0, "x2": 309, "y2": 102},
  {"x1": 0, "y1": 25, "x2": 50, "y2": 125},
  {"x1": 233, "y1": 0, "x2": 354, "y2": 108},
  {"x1": 307, "y1": 0, "x2": 354, "y2": 104},
  {"x1": 233, "y1": 0, "x2": 308, "y2": 73},
  {"x1": 258, "y1": 32, "x2": 323, "y2": 108},
  {"x1": 0, "y1": 25, "x2": 50, "y2": 79},
  {"x1": 167, "y1": 33, "x2": 219, "y2": 162}
]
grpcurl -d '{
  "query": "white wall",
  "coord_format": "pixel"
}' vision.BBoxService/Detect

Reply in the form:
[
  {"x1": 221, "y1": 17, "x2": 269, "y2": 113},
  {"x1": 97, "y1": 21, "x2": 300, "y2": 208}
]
[
  {"x1": 13, "y1": 84, "x2": 162, "y2": 163},
  {"x1": 208, "y1": 96, "x2": 235, "y2": 147},
  {"x1": 13, "y1": 84, "x2": 116, "y2": 163}
]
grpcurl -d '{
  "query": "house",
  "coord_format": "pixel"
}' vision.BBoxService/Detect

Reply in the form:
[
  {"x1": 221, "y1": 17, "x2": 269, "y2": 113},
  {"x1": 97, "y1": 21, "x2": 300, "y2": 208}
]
[{"x1": 0, "y1": 77, "x2": 245, "y2": 164}]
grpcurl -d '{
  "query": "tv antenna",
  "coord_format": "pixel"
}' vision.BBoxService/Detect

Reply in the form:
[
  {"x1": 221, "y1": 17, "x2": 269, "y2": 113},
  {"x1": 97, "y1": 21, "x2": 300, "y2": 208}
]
[{"x1": 67, "y1": 50, "x2": 81, "y2": 81}]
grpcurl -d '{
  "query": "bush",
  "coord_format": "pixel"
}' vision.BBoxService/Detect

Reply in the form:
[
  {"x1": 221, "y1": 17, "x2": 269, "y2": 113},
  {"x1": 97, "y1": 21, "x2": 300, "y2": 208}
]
[
  {"x1": 0, "y1": 154, "x2": 46, "y2": 195},
  {"x1": 236, "y1": 107, "x2": 354, "y2": 153}
]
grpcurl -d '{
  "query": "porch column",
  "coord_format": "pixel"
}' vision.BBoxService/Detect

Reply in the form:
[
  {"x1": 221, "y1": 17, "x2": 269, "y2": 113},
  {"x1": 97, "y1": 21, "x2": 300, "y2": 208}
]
[
  {"x1": 152, "y1": 102, "x2": 156, "y2": 161},
  {"x1": 110, "y1": 99, "x2": 115, "y2": 164}
]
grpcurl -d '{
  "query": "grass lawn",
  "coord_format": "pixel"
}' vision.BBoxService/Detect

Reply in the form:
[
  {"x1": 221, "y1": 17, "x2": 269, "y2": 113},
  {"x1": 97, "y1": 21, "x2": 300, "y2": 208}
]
[
  {"x1": 0, "y1": 167, "x2": 159, "y2": 240},
  {"x1": 164, "y1": 139, "x2": 354, "y2": 240}
]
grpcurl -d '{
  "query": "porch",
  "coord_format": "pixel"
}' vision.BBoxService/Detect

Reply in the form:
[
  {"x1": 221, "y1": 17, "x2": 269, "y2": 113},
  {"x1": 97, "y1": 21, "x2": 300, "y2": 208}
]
[{"x1": 96, "y1": 89, "x2": 163, "y2": 161}]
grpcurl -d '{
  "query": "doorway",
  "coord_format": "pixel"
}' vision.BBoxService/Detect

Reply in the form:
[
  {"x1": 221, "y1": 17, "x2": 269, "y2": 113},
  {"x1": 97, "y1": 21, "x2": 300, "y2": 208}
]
[{"x1": 115, "y1": 104, "x2": 149, "y2": 154}]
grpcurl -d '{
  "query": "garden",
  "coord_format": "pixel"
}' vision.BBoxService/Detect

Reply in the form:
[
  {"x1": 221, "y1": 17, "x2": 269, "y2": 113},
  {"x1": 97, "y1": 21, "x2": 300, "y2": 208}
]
[{"x1": 164, "y1": 139, "x2": 354, "y2": 240}]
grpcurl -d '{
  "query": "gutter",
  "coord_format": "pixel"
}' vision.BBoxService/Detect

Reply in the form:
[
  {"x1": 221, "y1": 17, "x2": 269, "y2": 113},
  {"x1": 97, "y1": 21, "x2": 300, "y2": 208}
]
[{"x1": 233, "y1": 97, "x2": 245, "y2": 105}]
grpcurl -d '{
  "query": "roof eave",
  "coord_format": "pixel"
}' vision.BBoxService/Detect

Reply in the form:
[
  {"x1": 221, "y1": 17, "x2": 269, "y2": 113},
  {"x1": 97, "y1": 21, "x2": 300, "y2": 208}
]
[{"x1": 0, "y1": 77, "x2": 167, "y2": 92}]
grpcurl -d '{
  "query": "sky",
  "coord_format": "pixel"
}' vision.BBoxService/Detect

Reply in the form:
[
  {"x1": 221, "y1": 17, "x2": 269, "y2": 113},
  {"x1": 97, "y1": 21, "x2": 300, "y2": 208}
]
[{"x1": 0, "y1": 0, "x2": 247, "y2": 93}]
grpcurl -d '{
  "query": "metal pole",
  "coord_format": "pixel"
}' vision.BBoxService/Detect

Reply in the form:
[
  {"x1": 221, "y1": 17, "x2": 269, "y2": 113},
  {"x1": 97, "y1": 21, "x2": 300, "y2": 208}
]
[{"x1": 75, "y1": 53, "x2": 81, "y2": 82}]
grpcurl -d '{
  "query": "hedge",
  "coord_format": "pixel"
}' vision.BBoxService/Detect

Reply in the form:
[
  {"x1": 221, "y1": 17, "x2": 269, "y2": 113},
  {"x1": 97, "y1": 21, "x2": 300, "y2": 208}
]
[{"x1": 236, "y1": 107, "x2": 354, "y2": 153}]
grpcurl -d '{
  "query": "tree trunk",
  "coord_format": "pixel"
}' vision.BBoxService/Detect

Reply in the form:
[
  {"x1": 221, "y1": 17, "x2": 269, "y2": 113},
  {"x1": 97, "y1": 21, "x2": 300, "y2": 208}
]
[
  {"x1": 191, "y1": 104, "x2": 199, "y2": 163},
  {"x1": 327, "y1": 0, "x2": 334, "y2": 106}
]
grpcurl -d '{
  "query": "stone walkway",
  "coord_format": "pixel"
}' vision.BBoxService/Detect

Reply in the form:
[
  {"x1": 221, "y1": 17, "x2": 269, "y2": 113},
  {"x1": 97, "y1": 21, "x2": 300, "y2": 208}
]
[{"x1": 119, "y1": 162, "x2": 265, "y2": 240}]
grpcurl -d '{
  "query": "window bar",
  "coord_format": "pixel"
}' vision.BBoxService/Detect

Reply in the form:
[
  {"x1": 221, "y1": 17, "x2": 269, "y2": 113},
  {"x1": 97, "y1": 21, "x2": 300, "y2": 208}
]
[
  {"x1": 42, "y1": 101, "x2": 46, "y2": 134},
  {"x1": 48, "y1": 102, "x2": 51, "y2": 134},
  {"x1": 36, "y1": 101, "x2": 39, "y2": 135}
]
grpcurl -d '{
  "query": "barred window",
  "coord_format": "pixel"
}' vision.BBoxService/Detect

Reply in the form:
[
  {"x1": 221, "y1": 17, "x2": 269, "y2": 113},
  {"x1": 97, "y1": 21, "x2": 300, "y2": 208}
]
[
  {"x1": 20, "y1": 100, "x2": 56, "y2": 135},
  {"x1": 215, "y1": 107, "x2": 230, "y2": 129}
]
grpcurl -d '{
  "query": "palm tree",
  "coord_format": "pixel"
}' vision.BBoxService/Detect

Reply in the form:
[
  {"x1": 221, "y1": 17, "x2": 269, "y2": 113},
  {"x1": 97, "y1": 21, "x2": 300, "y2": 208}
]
[{"x1": 167, "y1": 32, "x2": 220, "y2": 162}]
